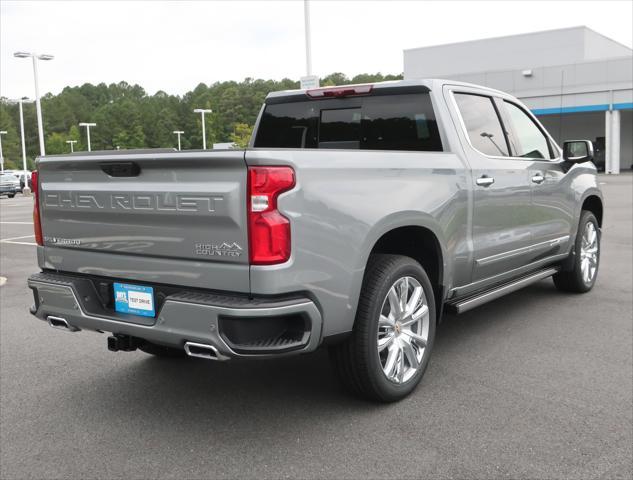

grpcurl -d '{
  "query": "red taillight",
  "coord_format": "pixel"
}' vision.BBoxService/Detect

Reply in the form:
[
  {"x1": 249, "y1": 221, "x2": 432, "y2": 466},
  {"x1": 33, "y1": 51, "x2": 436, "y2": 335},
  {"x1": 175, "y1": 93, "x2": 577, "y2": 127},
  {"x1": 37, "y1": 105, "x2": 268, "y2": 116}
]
[
  {"x1": 31, "y1": 170, "x2": 43, "y2": 246},
  {"x1": 306, "y1": 84, "x2": 373, "y2": 98},
  {"x1": 247, "y1": 166, "x2": 295, "y2": 265}
]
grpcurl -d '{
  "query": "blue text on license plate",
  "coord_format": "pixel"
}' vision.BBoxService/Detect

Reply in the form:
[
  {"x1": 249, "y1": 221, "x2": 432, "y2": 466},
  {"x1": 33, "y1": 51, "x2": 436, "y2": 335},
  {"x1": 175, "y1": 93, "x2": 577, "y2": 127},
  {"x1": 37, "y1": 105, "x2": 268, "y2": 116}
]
[{"x1": 114, "y1": 283, "x2": 155, "y2": 317}]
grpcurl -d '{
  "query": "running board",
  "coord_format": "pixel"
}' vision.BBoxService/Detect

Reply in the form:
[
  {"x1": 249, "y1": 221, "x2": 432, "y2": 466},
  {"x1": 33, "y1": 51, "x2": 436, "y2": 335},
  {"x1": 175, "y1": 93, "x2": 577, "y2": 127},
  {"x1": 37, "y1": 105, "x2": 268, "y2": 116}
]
[{"x1": 445, "y1": 268, "x2": 559, "y2": 314}]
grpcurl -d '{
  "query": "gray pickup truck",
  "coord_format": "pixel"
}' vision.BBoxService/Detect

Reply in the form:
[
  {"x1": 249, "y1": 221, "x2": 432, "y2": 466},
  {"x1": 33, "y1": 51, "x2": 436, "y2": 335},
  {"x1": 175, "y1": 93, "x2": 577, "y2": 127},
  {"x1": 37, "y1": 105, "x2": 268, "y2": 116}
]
[{"x1": 28, "y1": 79, "x2": 603, "y2": 402}]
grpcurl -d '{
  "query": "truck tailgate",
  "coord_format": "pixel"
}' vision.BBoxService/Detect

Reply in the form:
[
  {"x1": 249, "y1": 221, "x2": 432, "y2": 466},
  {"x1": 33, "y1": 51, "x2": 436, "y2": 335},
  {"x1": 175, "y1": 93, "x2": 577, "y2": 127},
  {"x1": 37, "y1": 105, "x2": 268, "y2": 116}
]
[{"x1": 37, "y1": 150, "x2": 250, "y2": 292}]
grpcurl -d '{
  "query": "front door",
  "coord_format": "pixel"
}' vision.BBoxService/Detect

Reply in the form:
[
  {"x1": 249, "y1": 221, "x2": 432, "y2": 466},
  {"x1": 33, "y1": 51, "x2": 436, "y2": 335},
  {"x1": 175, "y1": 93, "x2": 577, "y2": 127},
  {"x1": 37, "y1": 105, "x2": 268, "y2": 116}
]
[{"x1": 499, "y1": 99, "x2": 574, "y2": 261}]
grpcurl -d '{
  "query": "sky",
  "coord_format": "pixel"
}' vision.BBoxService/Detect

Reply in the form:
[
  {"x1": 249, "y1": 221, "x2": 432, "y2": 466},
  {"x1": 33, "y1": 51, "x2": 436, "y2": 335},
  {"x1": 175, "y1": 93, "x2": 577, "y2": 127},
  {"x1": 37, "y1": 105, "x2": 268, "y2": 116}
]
[{"x1": 1, "y1": 0, "x2": 632, "y2": 99}]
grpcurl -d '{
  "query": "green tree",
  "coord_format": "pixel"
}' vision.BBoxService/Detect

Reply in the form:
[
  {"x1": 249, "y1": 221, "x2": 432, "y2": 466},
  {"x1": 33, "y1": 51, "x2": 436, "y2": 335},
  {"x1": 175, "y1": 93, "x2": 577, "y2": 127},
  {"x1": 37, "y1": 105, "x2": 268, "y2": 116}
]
[
  {"x1": 45, "y1": 132, "x2": 68, "y2": 155},
  {"x1": 230, "y1": 123, "x2": 253, "y2": 148},
  {"x1": 321, "y1": 72, "x2": 349, "y2": 86},
  {"x1": 0, "y1": 103, "x2": 21, "y2": 169},
  {"x1": 1, "y1": 72, "x2": 402, "y2": 158}
]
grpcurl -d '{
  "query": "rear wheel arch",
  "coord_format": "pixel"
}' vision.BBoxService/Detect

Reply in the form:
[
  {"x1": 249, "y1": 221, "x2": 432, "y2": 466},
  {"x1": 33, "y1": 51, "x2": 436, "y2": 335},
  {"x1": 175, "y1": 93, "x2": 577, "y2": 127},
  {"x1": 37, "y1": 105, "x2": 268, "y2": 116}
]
[{"x1": 368, "y1": 225, "x2": 445, "y2": 321}]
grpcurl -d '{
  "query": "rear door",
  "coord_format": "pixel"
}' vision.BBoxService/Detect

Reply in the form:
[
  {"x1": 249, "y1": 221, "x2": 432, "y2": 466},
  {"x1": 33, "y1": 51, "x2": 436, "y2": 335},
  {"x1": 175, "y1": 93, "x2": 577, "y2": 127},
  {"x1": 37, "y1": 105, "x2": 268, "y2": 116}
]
[
  {"x1": 38, "y1": 150, "x2": 250, "y2": 291},
  {"x1": 447, "y1": 88, "x2": 534, "y2": 283}
]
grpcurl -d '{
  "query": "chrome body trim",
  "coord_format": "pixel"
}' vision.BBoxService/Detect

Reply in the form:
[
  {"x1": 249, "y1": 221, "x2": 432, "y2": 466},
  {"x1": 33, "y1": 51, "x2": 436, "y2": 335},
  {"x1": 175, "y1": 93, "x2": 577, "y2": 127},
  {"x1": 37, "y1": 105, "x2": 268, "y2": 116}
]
[
  {"x1": 450, "y1": 268, "x2": 559, "y2": 313},
  {"x1": 476, "y1": 176, "x2": 495, "y2": 187},
  {"x1": 47, "y1": 315, "x2": 80, "y2": 332},
  {"x1": 184, "y1": 342, "x2": 229, "y2": 361},
  {"x1": 450, "y1": 252, "x2": 569, "y2": 298},
  {"x1": 475, "y1": 235, "x2": 570, "y2": 267}
]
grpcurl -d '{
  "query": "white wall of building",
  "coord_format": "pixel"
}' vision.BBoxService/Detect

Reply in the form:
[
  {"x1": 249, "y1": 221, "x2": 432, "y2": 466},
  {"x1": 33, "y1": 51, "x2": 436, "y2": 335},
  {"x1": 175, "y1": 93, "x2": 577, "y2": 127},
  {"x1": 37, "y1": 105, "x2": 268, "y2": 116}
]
[
  {"x1": 404, "y1": 26, "x2": 632, "y2": 79},
  {"x1": 404, "y1": 26, "x2": 632, "y2": 173}
]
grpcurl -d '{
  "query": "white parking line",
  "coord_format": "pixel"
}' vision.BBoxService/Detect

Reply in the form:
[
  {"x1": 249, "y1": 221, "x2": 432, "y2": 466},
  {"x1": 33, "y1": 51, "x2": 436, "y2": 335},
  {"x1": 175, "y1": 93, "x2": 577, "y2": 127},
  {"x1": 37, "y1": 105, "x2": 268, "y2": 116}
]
[
  {"x1": 0, "y1": 241, "x2": 37, "y2": 246},
  {"x1": 0, "y1": 222, "x2": 34, "y2": 225},
  {"x1": 0, "y1": 234, "x2": 35, "y2": 242}
]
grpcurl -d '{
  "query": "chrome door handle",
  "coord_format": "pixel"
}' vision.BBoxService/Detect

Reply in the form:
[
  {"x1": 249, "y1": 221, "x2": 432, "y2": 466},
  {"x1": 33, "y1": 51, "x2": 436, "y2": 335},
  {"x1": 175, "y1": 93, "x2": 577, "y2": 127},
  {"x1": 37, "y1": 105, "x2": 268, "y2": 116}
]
[
  {"x1": 476, "y1": 175, "x2": 495, "y2": 187},
  {"x1": 532, "y1": 173, "x2": 545, "y2": 184}
]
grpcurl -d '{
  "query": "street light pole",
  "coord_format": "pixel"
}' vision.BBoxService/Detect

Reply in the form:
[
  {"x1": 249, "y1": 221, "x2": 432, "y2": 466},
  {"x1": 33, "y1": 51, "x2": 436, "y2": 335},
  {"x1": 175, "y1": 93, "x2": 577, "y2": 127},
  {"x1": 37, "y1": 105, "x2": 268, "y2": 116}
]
[
  {"x1": 304, "y1": 0, "x2": 312, "y2": 76},
  {"x1": 193, "y1": 109, "x2": 212, "y2": 150},
  {"x1": 173, "y1": 130, "x2": 184, "y2": 151},
  {"x1": 66, "y1": 140, "x2": 77, "y2": 153},
  {"x1": 0, "y1": 131, "x2": 6, "y2": 173},
  {"x1": 14, "y1": 52, "x2": 54, "y2": 157},
  {"x1": 17, "y1": 98, "x2": 32, "y2": 194},
  {"x1": 79, "y1": 122, "x2": 96, "y2": 152}
]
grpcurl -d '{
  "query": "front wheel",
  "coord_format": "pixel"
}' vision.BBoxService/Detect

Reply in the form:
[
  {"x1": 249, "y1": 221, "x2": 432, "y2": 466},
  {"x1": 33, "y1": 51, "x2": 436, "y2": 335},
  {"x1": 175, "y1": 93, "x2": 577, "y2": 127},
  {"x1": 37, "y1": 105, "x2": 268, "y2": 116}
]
[
  {"x1": 8, "y1": 193, "x2": 15, "y2": 198},
  {"x1": 329, "y1": 254, "x2": 436, "y2": 402},
  {"x1": 553, "y1": 211, "x2": 600, "y2": 293}
]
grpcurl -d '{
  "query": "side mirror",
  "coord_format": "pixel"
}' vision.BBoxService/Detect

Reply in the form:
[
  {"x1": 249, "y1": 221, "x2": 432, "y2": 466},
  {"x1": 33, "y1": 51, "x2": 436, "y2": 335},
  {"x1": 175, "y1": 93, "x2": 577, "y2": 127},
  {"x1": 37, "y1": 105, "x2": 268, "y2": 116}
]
[{"x1": 563, "y1": 140, "x2": 594, "y2": 163}]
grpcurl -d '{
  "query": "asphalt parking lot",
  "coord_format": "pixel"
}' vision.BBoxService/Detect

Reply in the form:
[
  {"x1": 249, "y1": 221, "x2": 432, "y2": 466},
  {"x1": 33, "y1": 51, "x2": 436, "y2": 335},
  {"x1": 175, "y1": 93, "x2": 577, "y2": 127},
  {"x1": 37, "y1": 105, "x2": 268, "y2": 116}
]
[{"x1": 1, "y1": 175, "x2": 631, "y2": 480}]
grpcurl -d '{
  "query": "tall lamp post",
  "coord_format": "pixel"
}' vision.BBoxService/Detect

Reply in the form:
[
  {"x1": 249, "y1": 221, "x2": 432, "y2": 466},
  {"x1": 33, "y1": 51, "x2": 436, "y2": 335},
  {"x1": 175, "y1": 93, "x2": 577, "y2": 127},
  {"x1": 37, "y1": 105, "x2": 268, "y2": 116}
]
[
  {"x1": 17, "y1": 98, "x2": 31, "y2": 194},
  {"x1": 0, "y1": 131, "x2": 7, "y2": 173},
  {"x1": 66, "y1": 140, "x2": 77, "y2": 153},
  {"x1": 173, "y1": 130, "x2": 184, "y2": 151},
  {"x1": 79, "y1": 122, "x2": 96, "y2": 152},
  {"x1": 193, "y1": 109, "x2": 212, "y2": 150},
  {"x1": 13, "y1": 51, "x2": 54, "y2": 157},
  {"x1": 304, "y1": 0, "x2": 312, "y2": 76}
]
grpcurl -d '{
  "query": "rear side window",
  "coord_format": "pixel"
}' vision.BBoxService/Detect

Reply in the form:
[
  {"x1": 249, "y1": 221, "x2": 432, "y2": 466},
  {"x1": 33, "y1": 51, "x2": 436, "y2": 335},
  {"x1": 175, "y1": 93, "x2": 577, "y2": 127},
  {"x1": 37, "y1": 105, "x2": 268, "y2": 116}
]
[
  {"x1": 254, "y1": 93, "x2": 443, "y2": 152},
  {"x1": 502, "y1": 101, "x2": 555, "y2": 159},
  {"x1": 454, "y1": 93, "x2": 509, "y2": 157}
]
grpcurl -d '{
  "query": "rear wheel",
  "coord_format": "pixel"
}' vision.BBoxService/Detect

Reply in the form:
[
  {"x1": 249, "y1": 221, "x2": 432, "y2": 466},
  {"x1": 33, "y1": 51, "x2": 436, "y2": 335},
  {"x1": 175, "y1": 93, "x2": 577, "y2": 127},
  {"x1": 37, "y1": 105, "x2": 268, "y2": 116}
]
[
  {"x1": 553, "y1": 211, "x2": 600, "y2": 293},
  {"x1": 329, "y1": 254, "x2": 436, "y2": 402},
  {"x1": 139, "y1": 341, "x2": 187, "y2": 358},
  {"x1": 8, "y1": 193, "x2": 15, "y2": 198}
]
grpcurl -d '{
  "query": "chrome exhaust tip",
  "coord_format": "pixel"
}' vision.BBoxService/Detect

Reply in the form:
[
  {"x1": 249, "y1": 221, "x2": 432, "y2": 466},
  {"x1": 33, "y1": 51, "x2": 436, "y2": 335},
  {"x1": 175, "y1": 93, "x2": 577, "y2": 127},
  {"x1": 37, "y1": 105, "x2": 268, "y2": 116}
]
[
  {"x1": 47, "y1": 316, "x2": 80, "y2": 332},
  {"x1": 184, "y1": 342, "x2": 228, "y2": 361}
]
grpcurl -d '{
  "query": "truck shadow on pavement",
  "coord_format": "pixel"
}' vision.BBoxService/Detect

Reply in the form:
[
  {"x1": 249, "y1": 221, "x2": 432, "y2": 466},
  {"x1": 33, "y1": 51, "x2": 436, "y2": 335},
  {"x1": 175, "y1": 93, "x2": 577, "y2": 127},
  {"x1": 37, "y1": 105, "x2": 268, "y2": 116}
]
[{"x1": 61, "y1": 280, "x2": 573, "y2": 432}]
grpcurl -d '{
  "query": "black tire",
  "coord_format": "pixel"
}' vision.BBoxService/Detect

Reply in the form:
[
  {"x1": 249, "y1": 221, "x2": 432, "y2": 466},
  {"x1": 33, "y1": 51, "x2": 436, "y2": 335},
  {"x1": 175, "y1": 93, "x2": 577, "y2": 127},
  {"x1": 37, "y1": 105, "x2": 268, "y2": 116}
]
[
  {"x1": 8, "y1": 193, "x2": 15, "y2": 198},
  {"x1": 139, "y1": 341, "x2": 187, "y2": 358},
  {"x1": 553, "y1": 211, "x2": 600, "y2": 293},
  {"x1": 329, "y1": 254, "x2": 436, "y2": 402}
]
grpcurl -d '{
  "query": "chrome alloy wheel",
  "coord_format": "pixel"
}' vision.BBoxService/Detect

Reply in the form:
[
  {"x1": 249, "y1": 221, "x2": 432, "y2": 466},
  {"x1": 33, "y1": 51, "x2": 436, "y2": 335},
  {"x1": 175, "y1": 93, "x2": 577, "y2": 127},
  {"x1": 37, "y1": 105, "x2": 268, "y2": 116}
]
[
  {"x1": 580, "y1": 221, "x2": 599, "y2": 284},
  {"x1": 377, "y1": 276, "x2": 430, "y2": 384}
]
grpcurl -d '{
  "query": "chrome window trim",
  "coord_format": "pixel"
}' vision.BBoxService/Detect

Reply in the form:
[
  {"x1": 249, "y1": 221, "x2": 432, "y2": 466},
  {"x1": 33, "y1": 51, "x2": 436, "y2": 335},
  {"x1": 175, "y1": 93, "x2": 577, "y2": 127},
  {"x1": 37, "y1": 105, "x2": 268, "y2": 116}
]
[
  {"x1": 500, "y1": 99, "x2": 559, "y2": 161},
  {"x1": 446, "y1": 86, "x2": 563, "y2": 163}
]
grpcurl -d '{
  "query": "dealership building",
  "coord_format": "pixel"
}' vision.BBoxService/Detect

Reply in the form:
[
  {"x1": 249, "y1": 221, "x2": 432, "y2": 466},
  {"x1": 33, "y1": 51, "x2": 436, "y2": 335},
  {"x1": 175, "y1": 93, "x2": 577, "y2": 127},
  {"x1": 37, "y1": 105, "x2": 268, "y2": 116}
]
[{"x1": 404, "y1": 26, "x2": 632, "y2": 173}]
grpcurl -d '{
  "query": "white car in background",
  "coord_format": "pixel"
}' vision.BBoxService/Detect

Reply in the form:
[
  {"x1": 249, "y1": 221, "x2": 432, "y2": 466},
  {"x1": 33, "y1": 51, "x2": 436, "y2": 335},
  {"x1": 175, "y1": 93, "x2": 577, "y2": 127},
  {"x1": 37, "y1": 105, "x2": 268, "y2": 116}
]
[
  {"x1": 0, "y1": 173, "x2": 21, "y2": 198},
  {"x1": 3, "y1": 170, "x2": 32, "y2": 191}
]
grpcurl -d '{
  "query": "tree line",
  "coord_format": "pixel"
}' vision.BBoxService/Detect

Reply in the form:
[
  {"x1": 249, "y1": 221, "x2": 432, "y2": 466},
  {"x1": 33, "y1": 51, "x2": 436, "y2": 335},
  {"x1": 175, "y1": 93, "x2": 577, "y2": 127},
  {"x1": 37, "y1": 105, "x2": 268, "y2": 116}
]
[{"x1": 0, "y1": 72, "x2": 402, "y2": 170}]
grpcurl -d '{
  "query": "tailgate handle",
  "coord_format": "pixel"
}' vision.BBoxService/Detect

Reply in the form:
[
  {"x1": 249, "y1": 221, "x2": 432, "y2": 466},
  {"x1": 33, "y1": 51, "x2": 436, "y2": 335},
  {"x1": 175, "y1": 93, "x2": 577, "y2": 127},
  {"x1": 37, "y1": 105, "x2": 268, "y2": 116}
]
[{"x1": 100, "y1": 162, "x2": 141, "y2": 177}]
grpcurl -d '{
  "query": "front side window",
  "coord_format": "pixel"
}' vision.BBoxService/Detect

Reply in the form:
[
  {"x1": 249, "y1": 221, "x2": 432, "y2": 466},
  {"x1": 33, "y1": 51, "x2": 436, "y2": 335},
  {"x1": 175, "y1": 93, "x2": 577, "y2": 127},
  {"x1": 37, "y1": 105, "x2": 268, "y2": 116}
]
[
  {"x1": 503, "y1": 101, "x2": 554, "y2": 159},
  {"x1": 454, "y1": 93, "x2": 509, "y2": 157}
]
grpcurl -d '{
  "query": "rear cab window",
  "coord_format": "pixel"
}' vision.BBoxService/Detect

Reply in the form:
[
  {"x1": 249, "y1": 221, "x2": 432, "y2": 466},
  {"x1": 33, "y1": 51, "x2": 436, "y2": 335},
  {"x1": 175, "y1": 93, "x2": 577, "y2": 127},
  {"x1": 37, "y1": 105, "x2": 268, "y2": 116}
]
[{"x1": 254, "y1": 91, "x2": 443, "y2": 152}]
